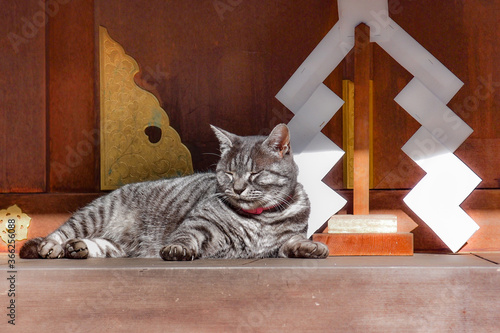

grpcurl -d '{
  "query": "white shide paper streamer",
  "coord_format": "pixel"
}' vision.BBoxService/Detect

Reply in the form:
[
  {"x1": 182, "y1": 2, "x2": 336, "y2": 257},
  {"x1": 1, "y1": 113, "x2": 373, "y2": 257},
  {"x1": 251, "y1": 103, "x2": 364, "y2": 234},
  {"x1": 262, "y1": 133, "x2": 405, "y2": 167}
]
[{"x1": 276, "y1": 0, "x2": 480, "y2": 250}]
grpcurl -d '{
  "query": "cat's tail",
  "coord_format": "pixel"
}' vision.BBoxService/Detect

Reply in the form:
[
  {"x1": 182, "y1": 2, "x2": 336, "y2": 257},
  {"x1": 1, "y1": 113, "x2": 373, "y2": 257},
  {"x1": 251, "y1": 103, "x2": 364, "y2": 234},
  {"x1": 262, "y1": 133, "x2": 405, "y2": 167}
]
[{"x1": 19, "y1": 237, "x2": 43, "y2": 259}]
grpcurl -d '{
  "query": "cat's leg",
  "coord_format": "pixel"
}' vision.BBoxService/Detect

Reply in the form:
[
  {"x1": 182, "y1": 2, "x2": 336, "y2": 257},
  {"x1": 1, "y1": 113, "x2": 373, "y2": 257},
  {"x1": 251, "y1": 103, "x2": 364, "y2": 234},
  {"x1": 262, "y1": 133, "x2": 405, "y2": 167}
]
[
  {"x1": 22, "y1": 216, "x2": 85, "y2": 258},
  {"x1": 19, "y1": 237, "x2": 44, "y2": 259},
  {"x1": 278, "y1": 235, "x2": 329, "y2": 259},
  {"x1": 160, "y1": 231, "x2": 202, "y2": 261},
  {"x1": 64, "y1": 238, "x2": 126, "y2": 259},
  {"x1": 160, "y1": 221, "x2": 225, "y2": 261},
  {"x1": 37, "y1": 232, "x2": 68, "y2": 259},
  {"x1": 20, "y1": 231, "x2": 75, "y2": 259},
  {"x1": 160, "y1": 243, "x2": 198, "y2": 261},
  {"x1": 21, "y1": 235, "x2": 126, "y2": 259}
]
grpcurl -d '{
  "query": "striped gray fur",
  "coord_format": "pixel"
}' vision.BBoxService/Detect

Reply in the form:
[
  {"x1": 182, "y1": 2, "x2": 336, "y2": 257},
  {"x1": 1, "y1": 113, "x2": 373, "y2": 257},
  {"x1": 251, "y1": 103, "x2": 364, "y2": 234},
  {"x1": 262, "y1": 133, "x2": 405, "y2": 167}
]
[{"x1": 19, "y1": 124, "x2": 329, "y2": 260}]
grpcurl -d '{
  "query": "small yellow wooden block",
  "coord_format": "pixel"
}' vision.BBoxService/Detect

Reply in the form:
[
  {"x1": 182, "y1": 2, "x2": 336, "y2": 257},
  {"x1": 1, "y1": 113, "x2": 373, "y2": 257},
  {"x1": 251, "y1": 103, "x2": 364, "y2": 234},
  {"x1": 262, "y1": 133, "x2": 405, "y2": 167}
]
[
  {"x1": 342, "y1": 79, "x2": 374, "y2": 189},
  {"x1": 342, "y1": 80, "x2": 355, "y2": 189}
]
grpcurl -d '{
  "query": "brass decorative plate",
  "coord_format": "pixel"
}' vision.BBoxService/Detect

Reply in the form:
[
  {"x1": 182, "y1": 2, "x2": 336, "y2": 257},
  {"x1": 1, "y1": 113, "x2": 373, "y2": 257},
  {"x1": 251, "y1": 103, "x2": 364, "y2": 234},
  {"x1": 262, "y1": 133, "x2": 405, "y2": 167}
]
[{"x1": 99, "y1": 26, "x2": 193, "y2": 190}]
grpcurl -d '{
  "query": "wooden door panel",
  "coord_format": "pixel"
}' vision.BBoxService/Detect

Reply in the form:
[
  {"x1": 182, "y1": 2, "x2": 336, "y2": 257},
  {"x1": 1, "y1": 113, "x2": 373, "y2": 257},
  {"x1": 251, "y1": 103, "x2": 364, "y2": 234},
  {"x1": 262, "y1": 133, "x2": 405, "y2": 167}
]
[
  {"x1": 48, "y1": 0, "x2": 97, "y2": 192},
  {"x1": 0, "y1": 1, "x2": 46, "y2": 193}
]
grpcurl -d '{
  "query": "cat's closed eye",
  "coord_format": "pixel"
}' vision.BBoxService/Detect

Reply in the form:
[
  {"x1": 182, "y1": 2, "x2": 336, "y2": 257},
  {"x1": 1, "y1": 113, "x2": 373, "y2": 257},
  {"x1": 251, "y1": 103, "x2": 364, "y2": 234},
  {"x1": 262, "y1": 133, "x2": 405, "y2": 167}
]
[{"x1": 249, "y1": 171, "x2": 262, "y2": 181}]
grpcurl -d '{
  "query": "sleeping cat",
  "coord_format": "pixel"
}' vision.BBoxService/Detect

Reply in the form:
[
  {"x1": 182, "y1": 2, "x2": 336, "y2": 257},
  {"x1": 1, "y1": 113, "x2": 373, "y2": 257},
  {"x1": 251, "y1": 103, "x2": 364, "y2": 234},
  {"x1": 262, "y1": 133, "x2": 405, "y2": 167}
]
[{"x1": 20, "y1": 123, "x2": 329, "y2": 260}]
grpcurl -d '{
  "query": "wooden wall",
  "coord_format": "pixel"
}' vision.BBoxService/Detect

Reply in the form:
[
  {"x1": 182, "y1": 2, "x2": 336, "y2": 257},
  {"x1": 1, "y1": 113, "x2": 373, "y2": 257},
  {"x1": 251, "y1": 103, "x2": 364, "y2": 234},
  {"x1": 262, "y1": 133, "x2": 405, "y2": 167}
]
[
  {"x1": 0, "y1": 1, "x2": 47, "y2": 193},
  {"x1": 48, "y1": 0, "x2": 96, "y2": 192},
  {"x1": 95, "y1": 0, "x2": 340, "y2": 172},
  {"x1": 0, "y1": 0, "x2": 498, "y2": 252}
]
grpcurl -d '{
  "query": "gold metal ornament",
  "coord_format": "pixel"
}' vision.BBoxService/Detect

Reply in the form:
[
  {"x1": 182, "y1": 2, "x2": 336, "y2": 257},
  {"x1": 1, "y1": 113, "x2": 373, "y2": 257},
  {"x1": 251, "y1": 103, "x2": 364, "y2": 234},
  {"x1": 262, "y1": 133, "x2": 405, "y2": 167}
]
[
  {"x1": 99, "y1": 26, "x2": 193, "y2": 190},
  {"x1": 0, "y1": 205, "x2": 31, "y2": 244}
]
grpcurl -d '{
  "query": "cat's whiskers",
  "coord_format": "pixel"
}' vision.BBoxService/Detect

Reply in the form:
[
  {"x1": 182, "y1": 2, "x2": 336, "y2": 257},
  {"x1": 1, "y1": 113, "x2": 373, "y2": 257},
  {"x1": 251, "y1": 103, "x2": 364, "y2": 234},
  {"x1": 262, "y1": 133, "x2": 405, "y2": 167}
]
[
  {"x1": 261, "y1": 189, "x2": 295, "y2": 211},
  {"x1": 211, "y1": 192, "x2": 232, "y2": 206},
  {"x1": 203, "y1": 152, "x2": 222, "y2": 158}
]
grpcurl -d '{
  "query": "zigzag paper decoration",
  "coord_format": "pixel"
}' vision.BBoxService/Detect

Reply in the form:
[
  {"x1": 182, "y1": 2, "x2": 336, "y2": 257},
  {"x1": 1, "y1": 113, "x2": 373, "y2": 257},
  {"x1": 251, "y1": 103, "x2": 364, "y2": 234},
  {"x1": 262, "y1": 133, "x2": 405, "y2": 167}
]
[{"x1": 276, "y1": 0, "x2": 481, "y2": 249}]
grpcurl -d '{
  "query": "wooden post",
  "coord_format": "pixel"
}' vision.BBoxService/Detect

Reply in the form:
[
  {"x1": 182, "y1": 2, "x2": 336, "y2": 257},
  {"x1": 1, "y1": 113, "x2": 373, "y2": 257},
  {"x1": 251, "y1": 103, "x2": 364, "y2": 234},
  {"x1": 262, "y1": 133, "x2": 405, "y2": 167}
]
[
  {"x1": 353, "y1": 24, "x2": 372, "y2": 215},
  {"x1": 313, "y1": 24, "x2": 415, "y2": 257}
]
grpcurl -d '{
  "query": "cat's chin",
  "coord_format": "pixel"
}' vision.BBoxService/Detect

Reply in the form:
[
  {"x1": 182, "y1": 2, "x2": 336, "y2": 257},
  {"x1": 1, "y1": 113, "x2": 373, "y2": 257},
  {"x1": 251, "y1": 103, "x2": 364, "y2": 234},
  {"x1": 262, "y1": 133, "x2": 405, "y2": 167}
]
[
  {"x1": 232, "y1": 201, "x2": 256, "y2": 211},
  {"x1": 228, "y1": 198, "x2": 261, "y2": 211}
]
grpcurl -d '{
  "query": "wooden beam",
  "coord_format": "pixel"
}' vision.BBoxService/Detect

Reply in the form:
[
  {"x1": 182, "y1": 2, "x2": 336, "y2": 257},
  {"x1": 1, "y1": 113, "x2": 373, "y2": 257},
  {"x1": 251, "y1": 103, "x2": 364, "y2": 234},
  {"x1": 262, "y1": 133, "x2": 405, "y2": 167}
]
[
  {"x1": 353, "y1": 23, "x2": 372, "y2": 215},
  {"x1": 9, "y1": 254, "x2": 499, "y2": 331}
]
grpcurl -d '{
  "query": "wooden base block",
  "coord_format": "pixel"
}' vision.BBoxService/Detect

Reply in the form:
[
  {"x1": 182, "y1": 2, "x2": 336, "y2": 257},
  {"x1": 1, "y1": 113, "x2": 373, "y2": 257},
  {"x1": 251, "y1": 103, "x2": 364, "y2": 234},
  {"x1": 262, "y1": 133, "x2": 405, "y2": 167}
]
[
  {"x1": 328, "y1": 214, "x2": 397, "y2": 233},
  {"x1": 313, "y1": 233, "x2": 414, "y2": 256}
]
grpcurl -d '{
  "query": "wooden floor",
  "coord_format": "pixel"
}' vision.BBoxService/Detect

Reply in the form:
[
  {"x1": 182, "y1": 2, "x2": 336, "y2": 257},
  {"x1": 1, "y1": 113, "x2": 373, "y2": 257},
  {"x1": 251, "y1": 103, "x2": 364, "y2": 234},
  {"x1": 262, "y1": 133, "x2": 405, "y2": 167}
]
[{"x1": 2, "y1": 253, "x2": 499, "y2": 332}]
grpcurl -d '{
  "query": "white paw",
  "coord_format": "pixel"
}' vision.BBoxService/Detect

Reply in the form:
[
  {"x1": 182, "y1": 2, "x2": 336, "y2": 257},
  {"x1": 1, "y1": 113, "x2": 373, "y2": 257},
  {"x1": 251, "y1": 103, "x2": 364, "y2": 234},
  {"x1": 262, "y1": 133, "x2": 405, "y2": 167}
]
[{"x1": 38, "y1": 240, "x2": 64, "y2": 259}]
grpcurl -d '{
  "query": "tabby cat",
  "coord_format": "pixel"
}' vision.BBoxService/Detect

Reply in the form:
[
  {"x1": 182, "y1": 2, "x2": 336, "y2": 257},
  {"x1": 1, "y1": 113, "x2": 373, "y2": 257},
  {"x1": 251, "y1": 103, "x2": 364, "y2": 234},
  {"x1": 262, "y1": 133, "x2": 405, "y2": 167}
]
[{"x1": 20, "y1": 124, "x2": 329, "y2": 260}]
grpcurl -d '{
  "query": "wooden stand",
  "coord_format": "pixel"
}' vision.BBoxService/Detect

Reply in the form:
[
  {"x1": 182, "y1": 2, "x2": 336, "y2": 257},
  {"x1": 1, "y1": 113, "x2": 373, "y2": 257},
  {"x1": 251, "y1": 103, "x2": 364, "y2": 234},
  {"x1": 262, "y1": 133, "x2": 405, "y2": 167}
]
[
  {"x1": 353, "y1": 23, "x2": 372, "y2": 216},
  {"x1": 313, "y1": 233, "x2": 413, "y2": 256},
  {"x1": 313, "y1": 24, "x2": 414, "y2": 256}
]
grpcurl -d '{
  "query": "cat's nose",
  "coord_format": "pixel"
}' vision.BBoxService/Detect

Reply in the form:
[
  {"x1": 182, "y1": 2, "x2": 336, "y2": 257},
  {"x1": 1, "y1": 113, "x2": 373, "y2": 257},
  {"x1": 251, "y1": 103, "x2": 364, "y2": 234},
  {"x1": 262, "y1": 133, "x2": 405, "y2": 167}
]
[
  {"x1": 233, "y1": 179, "x2": 246, "y2": 195},
  {"x1": 233, "y1": 186, "x2": 245, "y2": 195}
]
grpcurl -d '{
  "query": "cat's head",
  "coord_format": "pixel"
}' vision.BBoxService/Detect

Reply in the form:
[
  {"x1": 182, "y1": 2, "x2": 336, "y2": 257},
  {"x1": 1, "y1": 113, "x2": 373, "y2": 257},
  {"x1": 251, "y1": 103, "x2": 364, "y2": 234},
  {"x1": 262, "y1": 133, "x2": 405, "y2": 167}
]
[{"x1": 211, "y1": 124, "x2": 299, "y2": 212}]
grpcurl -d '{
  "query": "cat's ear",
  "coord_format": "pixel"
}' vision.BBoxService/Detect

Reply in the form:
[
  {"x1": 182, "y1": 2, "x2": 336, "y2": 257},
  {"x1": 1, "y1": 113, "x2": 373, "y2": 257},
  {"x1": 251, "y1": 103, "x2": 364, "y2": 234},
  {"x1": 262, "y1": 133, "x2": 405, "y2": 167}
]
[
  {"x1": 263, "y1": 123, "x2": 291, "y2": 158},
  {"x1": 211, "y1": 125, "x2": 236, "y2": 154}
]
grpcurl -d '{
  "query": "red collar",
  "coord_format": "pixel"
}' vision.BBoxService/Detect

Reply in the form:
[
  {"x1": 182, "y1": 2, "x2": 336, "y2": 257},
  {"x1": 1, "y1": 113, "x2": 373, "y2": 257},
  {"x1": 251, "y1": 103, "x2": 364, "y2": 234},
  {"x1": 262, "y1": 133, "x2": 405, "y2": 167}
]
[
  {"x1": 237, "y1": 195, "x2": 293, "y2": 215},
  {"x1": 239, "y1": 205, "x2": 279, "y2": 215}
]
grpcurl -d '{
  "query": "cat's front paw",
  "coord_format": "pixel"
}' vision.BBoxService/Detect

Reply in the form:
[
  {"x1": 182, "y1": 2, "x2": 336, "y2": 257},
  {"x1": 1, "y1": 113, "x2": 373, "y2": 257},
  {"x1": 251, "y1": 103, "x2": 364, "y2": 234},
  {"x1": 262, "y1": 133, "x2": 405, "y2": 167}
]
[
  {"x1": 282, "y1": 238, "x2": 329, "y2": 259},
  {"x1": 160, "y1": 244, "x2": 198, "y2": 261},
  {"x1": 38, "y1": 240, "x2": 65, "y2": 259},
  {"x1": 19, "y1": 238, "x2": 43, "y2": 259},
  {"x1": 65, "y1": 239, "x2": 89, "y2": 259}
]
